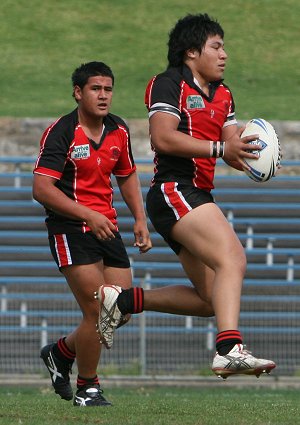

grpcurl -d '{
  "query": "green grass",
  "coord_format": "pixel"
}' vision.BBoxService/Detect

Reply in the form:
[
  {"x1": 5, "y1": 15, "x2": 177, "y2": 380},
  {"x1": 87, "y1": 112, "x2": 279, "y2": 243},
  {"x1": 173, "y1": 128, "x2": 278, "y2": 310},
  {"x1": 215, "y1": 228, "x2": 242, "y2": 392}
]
[
  {"x1": 0, "y1": 0, "x2": 299, "y2": 120},
  {"x1": 0, "y1": 386, "x2": 299, "y2": 425}
]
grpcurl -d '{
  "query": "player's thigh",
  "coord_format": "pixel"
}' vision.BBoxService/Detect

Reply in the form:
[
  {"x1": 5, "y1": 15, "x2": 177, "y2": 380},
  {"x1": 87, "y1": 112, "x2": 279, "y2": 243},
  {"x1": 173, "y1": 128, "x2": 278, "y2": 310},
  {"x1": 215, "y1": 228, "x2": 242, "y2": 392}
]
[
  {"x1": 103, "y1": 265, "x2": 132, "y2": 289},
  {"x1": 179, "y1": 246, "x2": 214, "y2": 304},
  {"x1": 171, "y1": 202, "x2": 246, "y2": 272},
  {"x1": 61, "y1": 262, "x2": 104, "y2": 315}
]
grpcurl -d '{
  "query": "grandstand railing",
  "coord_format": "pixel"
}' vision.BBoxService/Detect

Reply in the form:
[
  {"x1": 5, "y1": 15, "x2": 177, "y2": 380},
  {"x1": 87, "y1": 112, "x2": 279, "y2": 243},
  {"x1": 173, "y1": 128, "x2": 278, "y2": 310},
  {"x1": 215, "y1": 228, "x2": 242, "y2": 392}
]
[{"x1": 0, "y1": 157, "x2": 300, "y2": 376}]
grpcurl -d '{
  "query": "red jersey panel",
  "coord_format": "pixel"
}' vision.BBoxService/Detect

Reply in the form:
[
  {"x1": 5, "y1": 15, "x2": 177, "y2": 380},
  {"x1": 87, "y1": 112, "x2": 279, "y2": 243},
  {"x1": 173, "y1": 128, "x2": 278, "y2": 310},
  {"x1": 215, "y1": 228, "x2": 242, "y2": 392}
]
[
  {"x1": 145, "y1": 65, "x2": 236, "y2": 191},
  {"x1": 34, "y1": 109, "x2": 136, "y2": 234}
]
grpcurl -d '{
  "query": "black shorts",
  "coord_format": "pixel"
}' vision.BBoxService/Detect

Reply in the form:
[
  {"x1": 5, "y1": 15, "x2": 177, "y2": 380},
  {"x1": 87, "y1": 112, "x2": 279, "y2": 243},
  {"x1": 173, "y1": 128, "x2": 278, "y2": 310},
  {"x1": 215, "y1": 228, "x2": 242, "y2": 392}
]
[
  {"x1": 49, "y1": 231, "x2": 130, "y2": 269},
  {"x1": 146, "y1": 182, "x2": 214, "y2": 255}
]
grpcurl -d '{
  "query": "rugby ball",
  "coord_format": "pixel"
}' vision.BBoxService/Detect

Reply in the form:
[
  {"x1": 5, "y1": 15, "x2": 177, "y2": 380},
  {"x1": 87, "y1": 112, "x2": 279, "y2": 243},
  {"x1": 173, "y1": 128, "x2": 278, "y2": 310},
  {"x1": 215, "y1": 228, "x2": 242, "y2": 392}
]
[{"x1": 241, "y1": 118, "x2": 281, "y2": 182}]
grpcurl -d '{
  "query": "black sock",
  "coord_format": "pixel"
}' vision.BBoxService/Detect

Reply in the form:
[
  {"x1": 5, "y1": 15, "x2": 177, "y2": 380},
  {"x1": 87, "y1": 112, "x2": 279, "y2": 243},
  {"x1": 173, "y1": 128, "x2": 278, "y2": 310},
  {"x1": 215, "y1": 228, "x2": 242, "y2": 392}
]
[
  {"x1": 216, "y1": 330, "x2": 243, "y2": 355},
  {"x1": 117, "y1": 287, "x2": 144, "y2": 315}
]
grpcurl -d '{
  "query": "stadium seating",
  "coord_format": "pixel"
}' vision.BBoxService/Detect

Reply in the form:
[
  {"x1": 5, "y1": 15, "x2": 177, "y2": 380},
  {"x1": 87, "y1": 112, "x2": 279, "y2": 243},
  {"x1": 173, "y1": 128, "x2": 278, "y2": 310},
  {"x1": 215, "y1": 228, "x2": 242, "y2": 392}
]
[{"x1": 0, "y1": 157, "x2": 300, "y2": 376}]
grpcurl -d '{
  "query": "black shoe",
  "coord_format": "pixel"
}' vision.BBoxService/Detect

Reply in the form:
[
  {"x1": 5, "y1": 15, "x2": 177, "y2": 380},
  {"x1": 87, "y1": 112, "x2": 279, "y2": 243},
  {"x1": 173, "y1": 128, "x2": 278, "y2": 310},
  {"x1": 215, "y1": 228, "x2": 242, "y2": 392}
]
[
  {"x1": 40, "y1": 343, "x2": 73, "y2": 401},
  {"x1": 73, "y1": 385, "x2": 112, "y2": 407}
]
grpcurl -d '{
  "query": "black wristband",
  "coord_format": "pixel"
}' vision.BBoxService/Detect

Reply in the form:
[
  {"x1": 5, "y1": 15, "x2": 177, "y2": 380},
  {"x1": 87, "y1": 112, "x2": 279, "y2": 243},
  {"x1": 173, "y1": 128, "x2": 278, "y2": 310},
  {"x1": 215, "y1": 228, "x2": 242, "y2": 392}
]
[
  {"x1": 212, "y1": 142, "x2": 218, "y2": 158},
  {"x1": 219, "y1": 141, "x2": 225, "y2": 158}
]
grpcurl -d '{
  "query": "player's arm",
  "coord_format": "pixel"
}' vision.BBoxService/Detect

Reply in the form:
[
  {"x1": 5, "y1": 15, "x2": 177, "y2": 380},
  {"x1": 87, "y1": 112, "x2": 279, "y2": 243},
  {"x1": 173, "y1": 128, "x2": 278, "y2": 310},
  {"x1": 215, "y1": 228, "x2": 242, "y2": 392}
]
[
  {"x1": 32, "y1": 174, "x2": 116, "y2": 239},
  {"x1": 149, "y1": 112, "x2": 212, "y2": 158},
  {"x1": 146, "y1": 76, "x2": 209, "y2": 157},
  {"x1": 149, "y1": 112, "x2": 261, "y2": 163},
  {"x1": 116, "y1": 172, "x2": 152, "y2": 253}
]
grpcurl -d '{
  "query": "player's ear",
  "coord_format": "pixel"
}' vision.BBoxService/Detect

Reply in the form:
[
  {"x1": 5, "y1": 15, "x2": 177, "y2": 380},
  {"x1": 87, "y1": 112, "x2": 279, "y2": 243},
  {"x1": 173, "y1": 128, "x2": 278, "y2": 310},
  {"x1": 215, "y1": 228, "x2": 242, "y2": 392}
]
[
  {"x1": 186, "y1": 49, "x2": 197, "y2": 59},
  {"x1": 73, "y1": 85, "x2": 82, "y2": 101}
]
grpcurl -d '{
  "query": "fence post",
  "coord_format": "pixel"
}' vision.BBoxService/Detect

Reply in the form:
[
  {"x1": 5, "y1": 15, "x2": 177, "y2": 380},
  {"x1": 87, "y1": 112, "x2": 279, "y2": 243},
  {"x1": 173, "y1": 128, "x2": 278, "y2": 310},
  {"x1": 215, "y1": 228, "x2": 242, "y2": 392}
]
[
  {"x1": 185, "y1": 316, "x2": 193, "y2": 329},
  {"x1": 206, "y1": 321, "x2": 214, "y2": 351},
  {"x1": 20, "y1": 302, "x2": 27, "y2": 328},
  {"x1": 1, "y1": 286, "x2": 7, "y2": 312},
  {"x1": 287, "y1": 256, "x2": 294, "y2": 282},
  {"x1": 41, "y1": 319, "x2": 48, "y2": 348},
  {"x1": 139, "y1": 272, "x2": 151, "y2": 376},
  {"x1": 227, "y1": 210, "x2": 234, "y2": 228},
  {"x1": 14, "y1": 163, "x2": 21, "y2": 188},
  {"x1": 266, "y1": 240, "x2": 274, "y2": 266},
  {"x1": 246, "y1": 226, "x2": 253, "y2": 250}
]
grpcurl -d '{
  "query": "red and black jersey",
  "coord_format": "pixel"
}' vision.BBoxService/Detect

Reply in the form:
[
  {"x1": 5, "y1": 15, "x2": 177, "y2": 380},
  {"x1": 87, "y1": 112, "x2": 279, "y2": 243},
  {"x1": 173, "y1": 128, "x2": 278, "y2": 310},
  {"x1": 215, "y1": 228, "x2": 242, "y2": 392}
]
[
  {"x1": 145, "y1": 65, "x2": 236, "y2": 191},
  {"x1": 34, "y1": 108, "x2": 136, "y2": 235}
]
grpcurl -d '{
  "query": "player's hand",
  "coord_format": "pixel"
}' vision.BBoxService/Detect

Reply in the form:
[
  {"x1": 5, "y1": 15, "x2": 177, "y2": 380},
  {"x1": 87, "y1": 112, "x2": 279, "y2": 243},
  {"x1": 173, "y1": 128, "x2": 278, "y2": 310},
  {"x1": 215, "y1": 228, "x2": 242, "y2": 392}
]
[
  {"x1": 86, "y1": 210, "x2": 117, "y2": 240},
  {"x1": 223, "y1": 126, "x2": 262, "y2": 170},
  {"x1": 133, "y1": 220, "x2": 152, "y2": 254}
]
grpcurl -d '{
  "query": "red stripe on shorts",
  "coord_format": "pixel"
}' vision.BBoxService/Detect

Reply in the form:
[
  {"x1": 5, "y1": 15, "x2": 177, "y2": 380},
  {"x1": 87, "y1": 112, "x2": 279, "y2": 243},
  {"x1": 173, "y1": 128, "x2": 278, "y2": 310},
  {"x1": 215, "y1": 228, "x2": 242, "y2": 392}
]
[
  {"x1": 162, "y1": 182, "x2": 191, "y2": 219},
  {"x1": 54, "y1": 234, "x2": 72, "y2": 267}
]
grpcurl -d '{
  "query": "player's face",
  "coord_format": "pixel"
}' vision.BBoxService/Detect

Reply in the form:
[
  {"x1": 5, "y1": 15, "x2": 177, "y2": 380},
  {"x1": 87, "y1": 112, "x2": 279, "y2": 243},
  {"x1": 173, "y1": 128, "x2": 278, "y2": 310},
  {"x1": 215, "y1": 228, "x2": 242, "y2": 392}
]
[
  {"x1": 74, "y1": 75, "x2": 113, "y2": 119},
  {"x1": 188, "y1": 35, "x2": 227, "y2": 86}
]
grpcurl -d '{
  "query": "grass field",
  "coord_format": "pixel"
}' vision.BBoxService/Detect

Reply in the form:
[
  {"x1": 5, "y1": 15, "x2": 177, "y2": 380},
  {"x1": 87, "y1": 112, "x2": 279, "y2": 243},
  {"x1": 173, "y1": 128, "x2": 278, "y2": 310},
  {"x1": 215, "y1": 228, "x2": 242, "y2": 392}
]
[
  {"x1": 0, "y1": 386, "x2": 299, "y2": 425},
  {"x1": 1, "y1": 0, "x2": 299, "y2": 120}
]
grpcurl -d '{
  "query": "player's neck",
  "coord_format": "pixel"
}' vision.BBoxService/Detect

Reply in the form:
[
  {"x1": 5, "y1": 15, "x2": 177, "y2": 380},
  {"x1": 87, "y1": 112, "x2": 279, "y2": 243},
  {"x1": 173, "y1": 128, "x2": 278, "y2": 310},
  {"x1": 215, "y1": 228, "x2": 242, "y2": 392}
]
[
  {"x1": 81, "y1": 124, "x2": 105, "y2": 144},
  {"x1": 193, "y1": 76, "x2": 209, "y2": 96},
  {"x1": 78, "y1": 111, "x2": 105, "y2": 143}
]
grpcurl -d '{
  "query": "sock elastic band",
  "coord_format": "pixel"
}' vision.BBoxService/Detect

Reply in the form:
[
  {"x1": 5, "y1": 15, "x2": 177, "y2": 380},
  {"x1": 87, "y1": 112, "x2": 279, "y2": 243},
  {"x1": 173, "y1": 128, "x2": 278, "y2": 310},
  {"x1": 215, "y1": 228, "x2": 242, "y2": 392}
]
[
  {"x1": 216, "y1": 330, "x2": 242, "y2": 344},
  {"x1": 77, "y1": 375, "x2": 99, "y2": 389},
  {"x1": 57, "y1": 337, "x2": 76, "y2": 361}
]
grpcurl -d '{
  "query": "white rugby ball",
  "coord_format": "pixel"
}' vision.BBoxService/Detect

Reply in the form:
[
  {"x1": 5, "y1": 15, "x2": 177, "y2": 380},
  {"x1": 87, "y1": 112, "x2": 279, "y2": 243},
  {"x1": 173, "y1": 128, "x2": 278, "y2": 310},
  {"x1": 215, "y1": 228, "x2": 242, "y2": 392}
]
[{"x1": 241, "y1": 118, "x2": 281, "y2": 182}]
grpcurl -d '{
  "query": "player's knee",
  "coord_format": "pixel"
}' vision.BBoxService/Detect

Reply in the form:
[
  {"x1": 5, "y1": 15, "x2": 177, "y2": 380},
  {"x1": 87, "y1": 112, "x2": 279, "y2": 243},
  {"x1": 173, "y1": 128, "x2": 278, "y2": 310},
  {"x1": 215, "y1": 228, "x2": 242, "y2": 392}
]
[
  {"x1": 203, "y1": 303, "x2": 214, "y2": 317},
  {"x1": 221, "y1": 247, "x2": 246, "y2": 276},
  {"x1": 81, "y1": 299, "x2": 99, "y2": 321},
  {"x1": 233, "y1": 251, "x2": 247, "y2": 276}
]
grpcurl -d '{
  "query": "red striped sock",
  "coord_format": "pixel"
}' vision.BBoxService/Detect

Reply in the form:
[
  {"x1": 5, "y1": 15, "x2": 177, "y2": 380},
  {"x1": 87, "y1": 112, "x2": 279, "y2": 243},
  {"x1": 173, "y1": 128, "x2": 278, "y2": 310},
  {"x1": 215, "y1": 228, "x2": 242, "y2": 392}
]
[
  {"x1": 53, "y1": 337, "x2": 75, "y2": 363},
  {"x1": 117, "y1": 287, "x2": 144, "y2": 314},
  {"x1": 57, "y1": 338, "x2": 76, "y2": 361},
  {"x1": 133, "y1": 287, "x2": 144, "y2": 313},
  {"x1": 77, "y1": 375, "x2": 99, "y2": 389},
  {"x1": 216, "y1": 330, "x2": 243, "y2": 355}
]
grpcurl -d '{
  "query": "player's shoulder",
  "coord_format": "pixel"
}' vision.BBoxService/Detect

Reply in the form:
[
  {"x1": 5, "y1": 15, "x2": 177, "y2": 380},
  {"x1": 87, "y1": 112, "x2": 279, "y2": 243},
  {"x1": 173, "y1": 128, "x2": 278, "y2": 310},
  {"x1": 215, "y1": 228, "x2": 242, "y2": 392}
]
[
  {"x1": 47, "y1": 109, "x2": 78, "y2": 135},
  {"x1": 152, "y1": 66, "x2": 183, "y2": 85},
  {"x1": 145, "y1": 67, "x2": 183, "y2": 100},
  {"x1": 218, "y1": 81, "x2": 233, "y2": 95}
]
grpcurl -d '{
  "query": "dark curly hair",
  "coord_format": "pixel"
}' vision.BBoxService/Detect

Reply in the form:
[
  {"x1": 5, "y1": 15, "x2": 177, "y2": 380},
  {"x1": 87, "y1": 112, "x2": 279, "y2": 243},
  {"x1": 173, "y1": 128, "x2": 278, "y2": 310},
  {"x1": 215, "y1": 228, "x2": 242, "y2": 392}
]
[{"x1": 167, "y1": 13, "x2": 224, "y2": 68}]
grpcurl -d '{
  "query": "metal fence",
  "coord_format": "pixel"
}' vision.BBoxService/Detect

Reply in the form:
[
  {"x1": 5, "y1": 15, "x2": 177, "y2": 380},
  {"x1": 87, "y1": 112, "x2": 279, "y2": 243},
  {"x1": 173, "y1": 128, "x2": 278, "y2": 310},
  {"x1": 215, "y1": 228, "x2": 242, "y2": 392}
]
[{"x1": 0, "y1": 157, "x2": 300, "y2": 377}]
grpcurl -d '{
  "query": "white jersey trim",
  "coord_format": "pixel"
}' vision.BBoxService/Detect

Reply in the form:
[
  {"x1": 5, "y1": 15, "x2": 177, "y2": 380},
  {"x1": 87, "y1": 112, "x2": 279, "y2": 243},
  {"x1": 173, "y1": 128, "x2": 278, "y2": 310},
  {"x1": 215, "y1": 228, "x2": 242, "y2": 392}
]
[{"x1": 149, "y1": 102, "x2": 180, "y2": 119}]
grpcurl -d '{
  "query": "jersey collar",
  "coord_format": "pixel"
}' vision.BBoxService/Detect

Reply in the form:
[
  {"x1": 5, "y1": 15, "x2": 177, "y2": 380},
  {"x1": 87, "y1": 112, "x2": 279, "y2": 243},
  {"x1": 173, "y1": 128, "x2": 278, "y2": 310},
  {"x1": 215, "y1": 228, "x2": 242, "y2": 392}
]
[{"x1": 182, "y1": 64, "x2": 223, "y2": 101}]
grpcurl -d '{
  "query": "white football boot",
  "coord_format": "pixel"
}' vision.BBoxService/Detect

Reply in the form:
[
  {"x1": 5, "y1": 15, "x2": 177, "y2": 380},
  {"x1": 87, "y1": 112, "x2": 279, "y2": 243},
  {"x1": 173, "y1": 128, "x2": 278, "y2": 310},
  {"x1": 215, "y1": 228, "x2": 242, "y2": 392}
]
[
  {"x1": 212, "y1": 343, "x2": 276, "y2": 379},
  {"x1": 94, "y1": 285, "x2": 123, "y2": 349}
]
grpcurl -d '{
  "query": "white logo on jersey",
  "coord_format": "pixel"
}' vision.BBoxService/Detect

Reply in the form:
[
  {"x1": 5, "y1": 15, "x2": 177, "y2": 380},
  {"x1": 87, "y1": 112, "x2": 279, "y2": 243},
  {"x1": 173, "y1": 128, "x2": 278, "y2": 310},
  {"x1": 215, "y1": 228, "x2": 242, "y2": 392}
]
[
  {"x1": 71, "y1": 144, "x2": 90, "y2": 159},
  {"x1": 186, "y1": 95, "x2": 205, "y2": 109}
]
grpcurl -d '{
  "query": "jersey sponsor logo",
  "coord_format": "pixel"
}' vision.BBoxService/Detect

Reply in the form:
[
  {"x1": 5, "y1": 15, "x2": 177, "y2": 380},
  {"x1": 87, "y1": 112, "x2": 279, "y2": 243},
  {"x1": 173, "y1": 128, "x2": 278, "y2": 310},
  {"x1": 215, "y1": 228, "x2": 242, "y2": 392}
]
[
  {"x1": 110, "y1": 146, "x2": 121, "y2": 161},
  {"x1": 186, "y1": 95, "x2": 205, "y2": 109},
  {"x1": 71, "y1": 144, "x2": 90, "y2": 159}
]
